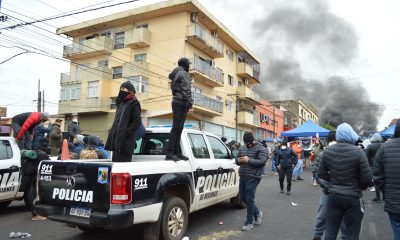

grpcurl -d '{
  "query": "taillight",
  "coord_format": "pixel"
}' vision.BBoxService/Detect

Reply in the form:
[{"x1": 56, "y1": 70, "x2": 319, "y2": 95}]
[{"x1": 111, "y1": 173, "x2": 132, "y2": 204}]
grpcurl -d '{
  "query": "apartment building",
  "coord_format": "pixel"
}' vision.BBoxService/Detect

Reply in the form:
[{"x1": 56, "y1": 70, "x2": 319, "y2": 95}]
[
  {"x1": 255, "y1": 99, "x2": 284, "y2": 139},
  {"x1": 57, "y1": 0, "x2": 261, "y2": 141},
  {"x1": 270, "y1": 99, "x2": 319, "y2": 131}
]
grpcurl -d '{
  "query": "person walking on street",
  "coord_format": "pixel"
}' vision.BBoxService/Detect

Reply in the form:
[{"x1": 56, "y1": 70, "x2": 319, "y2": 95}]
[
  {"x1": 67, "y1": 113, "x2": 81, "y2": 142},
  {"x1": 365, "y1": 133, "x2": 383, "y2": 202},
  {"x1": 165, "y1": 58, "x2": 193, "y2": 161},
  {"x1": 49, "y1": 119, "x2": 63, "y2": 156},
  {"x1": 276, "y1": 140, "x2": 298, "y2": 195},
  {"x1": 292, "y1": 139, "x2": 304, "y2": 181},
  {"x1": 105, "y1": 81, "x2": 141, "y2": 162},
  {"x1": 235, "y1": 132, "x2": 268, "y2": 231},
  {"x1": 373, "y1": 120, "x2": 400, "y2": 240},
  {"x1": 11, "y1": 112, "x2": 50, "y2": 150},
  {"x1": 318, "y1": 123, "x2": 373, "y2": 240}
]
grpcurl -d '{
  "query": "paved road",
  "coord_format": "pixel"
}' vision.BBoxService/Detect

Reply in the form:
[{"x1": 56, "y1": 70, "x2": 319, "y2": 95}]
[{"x1": 0, "y1": 168, "x2": 392, "y2": 240}]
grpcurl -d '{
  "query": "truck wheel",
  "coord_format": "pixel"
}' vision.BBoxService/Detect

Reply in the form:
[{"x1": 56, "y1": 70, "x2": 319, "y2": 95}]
[
  {"x1": 230, "y1": 192, "x2": 246, "y2": 209},
  {"x1": 0, "y1": 201, "x2": 11, "y2": 209},
  {"x1": 77, "y1": 225, "x2": 104, "y2": 233},
  {"x1": 160, "y1": 197, "x2": 188, "y2": 240}
]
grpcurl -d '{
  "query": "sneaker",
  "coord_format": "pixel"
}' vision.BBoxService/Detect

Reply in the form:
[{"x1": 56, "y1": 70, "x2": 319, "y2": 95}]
[
  {"x1": 32, "y1": 215, "x2": 47, "y2": 221},
  {"x1": 292, "y1": 178, "x2": 297, "y2": 181},
  {"x1": 254, "y1": 211, "x2": 263, "y2": 225},
  {"x1": 370, "y1": 187, "x2": 376, "y2": 192},
  {"x1": 176, "y1": 154, "x2": 189, "y2": 160},
  {"x1": 274, "y1": 172, "x2": 279, "y2": 176},
  {"x1": 313, "y1": 180, "x2": 317, "y2": 186},
  {"x1": 165, "y1": 155, "x2": 180, "y2": 161},
  {"x1": 286, "y1": 192, "x2": 291, "y2": 195},
  {"x1": 297, "y1": 177, "x2": 304, "y2": 180},
  {"x1": 280, "y1": 189, "x2": 284, "y2": 193},
  {"x1": 241, "y1": 224, "x2": 254, "y2": 231}
]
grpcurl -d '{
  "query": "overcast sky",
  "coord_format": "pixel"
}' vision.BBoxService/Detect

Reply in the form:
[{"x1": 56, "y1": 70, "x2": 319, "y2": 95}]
[{"x1": 0, "y1": 0, "x2": 399, "y2": 130}]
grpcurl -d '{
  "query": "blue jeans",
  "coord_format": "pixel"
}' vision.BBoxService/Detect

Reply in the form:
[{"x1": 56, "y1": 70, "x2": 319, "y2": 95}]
[
  {"x1": 389, "y1": 212, "x2": 400, "y2": 240},
  {"x1": 239, "y1": 177, "x2": 261, "y2": 225},
  {"x1": 314, "y1": 192, "x2": 348, "y2": 239},
  {"x1": 272, "y1": 156, "x2": 277, "y2": 171},
  {"x1": 293, "y1": 159, "x2": 303, "y2": 177}
]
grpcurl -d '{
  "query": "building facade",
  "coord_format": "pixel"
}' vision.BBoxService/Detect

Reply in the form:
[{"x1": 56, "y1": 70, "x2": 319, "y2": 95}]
[
  {"x1": 255, "y1": 99, "x2": 284, "y2": 139},
  {"x1": 270, "y1": 99, "x2": 318, "y2": 131},
  {"x1": 57, "y1": 0, "x2": 261, "y2": 141}
]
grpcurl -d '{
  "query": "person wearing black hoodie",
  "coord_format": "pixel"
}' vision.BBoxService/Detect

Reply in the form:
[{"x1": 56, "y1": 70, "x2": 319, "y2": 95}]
[
  {"x1": 373, "y1": 120, "x2": 400, "y2": 240},
  {"x1": 365, "y1": 133, "x2": 383, "y2": 202},
  {"x1": 165, "y1": 58, "x2": 193, "y2": 161},
  {"x1": 105, "y1": 81, "x2": 141, "y2": 162},
  {"x1": 276, "y1": 140, "x2": 298, "y2": 195}
]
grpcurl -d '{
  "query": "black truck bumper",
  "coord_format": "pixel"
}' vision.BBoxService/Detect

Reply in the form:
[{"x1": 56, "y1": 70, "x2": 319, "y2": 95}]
[{"x1": 34, "y1": 203, "x2": 134, "y2": 229}]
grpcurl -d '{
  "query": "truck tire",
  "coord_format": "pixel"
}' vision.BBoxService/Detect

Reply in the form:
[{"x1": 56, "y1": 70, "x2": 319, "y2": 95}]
[
  {"x1": 230, "y1": 192, "x2": 246, "y2": 209},
  {"x1": 0, "y1": 201, "x2": 11, "y2": 209},
  {"x1": 160, "y1": 197, "x2": 188, "y2": 240}
]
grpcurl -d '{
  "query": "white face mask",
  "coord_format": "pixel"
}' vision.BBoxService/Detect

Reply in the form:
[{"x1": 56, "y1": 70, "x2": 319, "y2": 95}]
[
  {"x1": 72, "y1": 118, "x2": 78, "y2": 123},
  {"x1": 281, "y1": 146, "x2": 287, "y2": 149}
]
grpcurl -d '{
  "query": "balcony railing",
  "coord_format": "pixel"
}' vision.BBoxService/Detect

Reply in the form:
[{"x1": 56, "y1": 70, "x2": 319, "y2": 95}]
[
  {"x1": 238, "y1": 85, "x2": 260, "y2": 105},
  {"x1": 125, "y1": 28, "x2": 151, "y2": 48},
  {"x1": 63, "y1": 36, "x2": 113, "y2": 60},
  {"x1": 122, "y1": 61, "x2": 149, "y2": 77},
  {"x1": 193, "y1": 92, "x2": 223, "y2": 114},
  {"x1": 190, "y1": 56, "x2": 223, "y2": 87},
  {"x1": 238, "y1": 111, "x2": 259, "y2": 128},
  {"x1": 186, "y1": 23, "x2": 224, "y2": 58},
  {"x1": 60, "y1": 67, "x2": 112, "y2": 85},
  {"x1": 60, "y1": 72, "x2": 72, "y2": 85}
]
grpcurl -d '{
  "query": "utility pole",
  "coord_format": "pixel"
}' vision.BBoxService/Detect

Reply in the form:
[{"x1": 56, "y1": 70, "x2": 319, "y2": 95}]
[
  {"x1": 37, "y1": 79, "x2": 41, "y2": 112},
  {"x1": 42, "y1": 90, "x2": 45, "y2": 112},
  {"x1": 273, "y1": 106, "x2": 276, "y2": 138}
]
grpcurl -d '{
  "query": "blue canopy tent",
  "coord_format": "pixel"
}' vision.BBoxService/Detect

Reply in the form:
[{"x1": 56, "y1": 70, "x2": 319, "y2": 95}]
[
  {"x1": 380, "y1": 124, "x2": 395, "y2": 138},
  {"x1": 281, "y1": 119, "x2": 329, "y2": 137}
]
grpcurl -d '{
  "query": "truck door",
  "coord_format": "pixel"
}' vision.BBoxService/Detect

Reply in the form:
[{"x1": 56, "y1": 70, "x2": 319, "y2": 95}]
[
  {"x1": 186, "y1": 133, "x2": 219, "y2": 210},
  {"x1": 0, "y1": 139, "x2": 21, "y2": 201},
  {"x1": 205, "y1": 135, "x2": 239, "y2": 202}
]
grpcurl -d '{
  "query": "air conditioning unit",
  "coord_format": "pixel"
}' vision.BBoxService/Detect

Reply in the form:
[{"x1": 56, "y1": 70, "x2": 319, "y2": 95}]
[
  {"x1": 190, "y1": 12, "x2": 198, "y2": 22},
  {"x1": 211, "y1": 30, "x2": 218, "y2": 38}
]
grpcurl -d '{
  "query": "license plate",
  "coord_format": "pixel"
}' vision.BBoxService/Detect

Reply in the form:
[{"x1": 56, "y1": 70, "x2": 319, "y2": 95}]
[{"x1": 69, "y1": 207, "x2": 91, "y2": 218}]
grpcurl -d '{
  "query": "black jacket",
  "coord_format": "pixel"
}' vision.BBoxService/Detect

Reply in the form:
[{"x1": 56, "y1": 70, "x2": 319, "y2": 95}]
[
  {"x1": 276, "y1": 147, "x2": 298, "y2": 168},
  {"x1": 318, "y1": 140, "x2": 372, "y2": 198},
  {"x1": 169, "y1": 66, "x2": 193, "y2": 108},
  {"x1": 235, "y1": 142, "x2": 268, "y2": 179},
  {"x1": 12, "y1": 112, "x2": 31, "y2": 125},
  {"x1": 68, "y1": 122, "x2": 81, "y2": 138},
  {"x1": 105, "y1": 97, "x2": 141, "y2": 155},
  {"x1": 373, "y1": 138, "x2": 400, "y2": 213},
  {"x1": 365, "y1": 142, "x2": 382, "y2": 167}
]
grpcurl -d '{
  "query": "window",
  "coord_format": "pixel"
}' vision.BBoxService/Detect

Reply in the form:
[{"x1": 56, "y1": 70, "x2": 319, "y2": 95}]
[
  {"x1": 87, "y1": 81, "x2": 99, "y2": 98},
  {"x1": 98, "y1": 60, "x2": 108, "y2": 67},
  {"x1": 0, "y1": 140, "x2": 13, "y2": 160},
  {"x1": 110, "y1": 97, "x2": 117, "y2": 109},
  {"x1": 133, "y1": 133, "x2": 170, "y2": 155},
  {"x1": 70, "y1": 86, "x2": 81, "y2": 100},
  {"x1": 226, "y1": 100, "x2": 233, "y2": 112},
  {"x1": 216, "y1": 96, "x2": 222, "y2": 102},
  {"x1": 60, "y1": 84, "x2": 81, "y2": 100},
  {"x1": 112, "y1": 66, "x2": 123, "y2": 79},
  {"x1": 206, "y1": 136, "x2": 230, "y2": 159},
  {"x1": 193, "y1": 87, "x2": 202, "y2": 94},
  {"x1": 228, "y1": 75, "x2": 233, "y2": 86},
  {"x1": 101, "y1": 31, "x2": 111, "y2": 38},
  {"x1": 128, "y1": 76, "x2": 148, "y2": 93},
  {"x1": 136, "y1": 23, "x2": 148, "y2": 29},
  {"x1": 114, "y1": 32, "x2": 125, "y2": 49},
  {"x1": 134, "y1": 53, "x2": 147, "y2": 62},
  {"x1": 188, "y1": 133, "x2": 210, "y2": 159}
]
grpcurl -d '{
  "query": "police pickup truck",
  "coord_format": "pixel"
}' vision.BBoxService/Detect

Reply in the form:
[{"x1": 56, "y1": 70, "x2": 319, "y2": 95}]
[
  {"x1": 0, "y1": 137, "x2": 25, "y2": 208},
  {"x1": 34, "y1": 127, "x2": 243, "y2": 240}
]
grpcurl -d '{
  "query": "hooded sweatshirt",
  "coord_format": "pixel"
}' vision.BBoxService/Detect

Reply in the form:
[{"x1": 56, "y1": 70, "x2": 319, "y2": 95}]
[
  {"x1": 336, "y1": 123, "x2": 359, "y2": 144},
  {"x1": 365, "y1": 133, "x2": 383, "y2": 167}
]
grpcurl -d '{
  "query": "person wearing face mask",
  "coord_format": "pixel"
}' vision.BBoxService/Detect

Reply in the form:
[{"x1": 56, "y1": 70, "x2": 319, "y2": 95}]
[
  {"x1": 105, "y1": 81, "x2": 141, "y2": 162},
  {"x1": 67, "y1": 112, "x2": 81, "y2": 142},
  {"x1": 235, "y1": 132, "x2": 268, "y2": 231},
  {"x1": 165, "y1": 58, "x2": 194, "y2": 161},
  {"x1": 276, "y1": 140, "x2": 298, "y2": 195}
]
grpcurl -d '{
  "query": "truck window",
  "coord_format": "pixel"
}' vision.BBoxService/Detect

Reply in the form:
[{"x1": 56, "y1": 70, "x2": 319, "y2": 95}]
[
  {"x1": 134, "y1": 133, "x2": 169, "y2": 155},
  {"x1": 206, "y1": 136, "x2": 230, "y2": 159},
  {"x1": 0, "y1": 140, "x2": 13, "y2": 160},
  {"x1": 188, "y1": 133, "x2": 210, "y2": 159}
]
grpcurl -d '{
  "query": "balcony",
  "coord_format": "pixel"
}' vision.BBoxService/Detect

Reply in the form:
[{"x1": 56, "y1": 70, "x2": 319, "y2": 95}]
[
  {"x1": 186, "y1": 23, "x2": 224, "y2": 58},
  {"x1": 58, "y1": 97, "x2": 111, "y2": 115},
  {"x1": 238, "y1": 111, "x2": 259, "y2": 128},
  {"x1": 60, "y1": 67, "x2": 112, "y2": 85},
  {"x1": 60, "y1": 72, "x2": 73, "y2": 85},
  {"x1": 237, "y1": 62, "x2": 260, "y2": 84},
  {"x1": 238, "y1": 85, "x2": 260, "y2": 105},
  {"x1": 125, "y1": 28, "x2": 151, "y2": 48},
  {"x1": 189, "y1": 56, "x2": 223, "y2": 87},
  {"x1": 193, "y1": 92, "x2": 223, "y2": 116},
  {"x1": 63, "y1": 36, "x2": 113, "y2": 60},
  {"x1": 122, "y1": 61, "x2": 149, "y2": 77}
]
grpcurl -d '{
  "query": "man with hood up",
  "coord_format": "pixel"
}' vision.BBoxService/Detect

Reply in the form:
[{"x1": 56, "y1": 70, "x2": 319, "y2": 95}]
[
  {"x1": 105, "y1": 81, "x2": 141, "y2": 162},
  {"x1": 165, "y1": 58, "x2": 193, "y2": 161},
  {"x1": 365, "y1": 133, "x2": 383, "y2": 201},
  {"x1": 276, "y1": 140, "x2": 298, "y2": 195},
  {"x1": 318, "y1": 123, "x2": 372, "y2": 240},
  {"x1": 373, "y1": 120, "x2": 400, "y2": 240}
]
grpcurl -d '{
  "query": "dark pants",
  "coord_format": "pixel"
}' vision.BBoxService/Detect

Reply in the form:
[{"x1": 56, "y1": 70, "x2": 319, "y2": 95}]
[
  {"x1": 166, "y1": 104, "x2": 188, "y2": 156},
  {"x1": 389, "y1": 212, "x2": 400, "y2": 240},
  {"x1": 375, "y1": 182, "x2": 382, "y2": 200},
  {"x1": 279, "y1": 166, "x2": 293, "y2": 192},
  {"x1": 12, "y1": 121, "x2": 32, "y2": 150},
  {"x1": 112, "y1": 151, "x2": 132, "y2": 162},
  {"x1": 25, "y1": 175, "x2": 37, "y2": 216},
  {"x1": 325, "y1": 193, "x2": 363, "y2": 240},
  {"x1": 239, "y1": 177, "x2": 261, "y2": 225}
]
